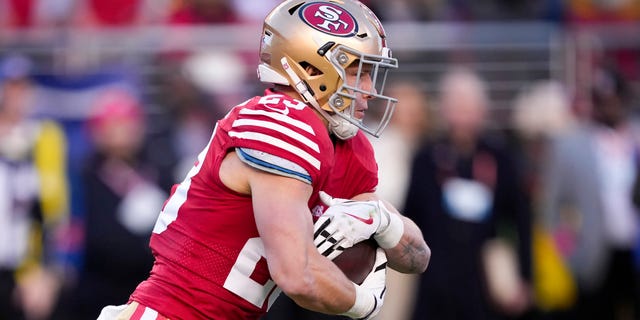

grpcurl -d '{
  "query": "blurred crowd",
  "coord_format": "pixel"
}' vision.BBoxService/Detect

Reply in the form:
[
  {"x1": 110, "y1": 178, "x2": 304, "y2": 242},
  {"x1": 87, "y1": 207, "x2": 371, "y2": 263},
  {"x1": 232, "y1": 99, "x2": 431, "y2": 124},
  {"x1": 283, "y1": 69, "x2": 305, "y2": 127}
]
[
  {"x1": 0, "y1": 1, "x2": 640, "y2": 320},
  {"x1": 1, "y1": 0, "x2": 640, "y2": 29}
]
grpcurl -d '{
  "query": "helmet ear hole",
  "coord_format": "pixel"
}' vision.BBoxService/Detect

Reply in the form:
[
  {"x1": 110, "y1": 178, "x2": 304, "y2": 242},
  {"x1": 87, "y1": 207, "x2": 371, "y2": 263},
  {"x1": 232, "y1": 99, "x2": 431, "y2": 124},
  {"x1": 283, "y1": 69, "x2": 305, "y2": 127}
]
[
  {"x1": 301, "y1": 62, "x2": 323, "y2": 76},
  {"x1": 320, "y1": 85, "x2": 327, "y2": 92}
]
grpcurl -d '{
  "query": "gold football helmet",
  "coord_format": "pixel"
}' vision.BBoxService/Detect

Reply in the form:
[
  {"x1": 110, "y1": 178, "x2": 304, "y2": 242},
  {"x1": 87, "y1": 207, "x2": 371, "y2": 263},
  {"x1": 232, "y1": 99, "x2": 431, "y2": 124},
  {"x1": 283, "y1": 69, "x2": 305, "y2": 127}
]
[{"x1": 258, "y1": 0, "x2": 398, "y2": 139}]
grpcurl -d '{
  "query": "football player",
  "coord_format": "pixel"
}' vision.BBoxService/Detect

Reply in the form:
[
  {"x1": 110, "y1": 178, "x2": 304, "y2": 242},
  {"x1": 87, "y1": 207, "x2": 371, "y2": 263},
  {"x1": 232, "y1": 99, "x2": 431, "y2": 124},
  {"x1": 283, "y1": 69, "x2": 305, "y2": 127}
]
[{"x1": 97, "y1": 0, "x2": 429, "y2": 319}]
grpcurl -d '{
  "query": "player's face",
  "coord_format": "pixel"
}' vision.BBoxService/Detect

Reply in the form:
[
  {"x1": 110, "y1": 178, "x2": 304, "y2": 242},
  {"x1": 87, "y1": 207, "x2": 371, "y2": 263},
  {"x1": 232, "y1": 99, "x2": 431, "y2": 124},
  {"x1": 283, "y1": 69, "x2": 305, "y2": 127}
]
[{"x1": 345, "y1": 63, "x2": 375, "y2": 120}]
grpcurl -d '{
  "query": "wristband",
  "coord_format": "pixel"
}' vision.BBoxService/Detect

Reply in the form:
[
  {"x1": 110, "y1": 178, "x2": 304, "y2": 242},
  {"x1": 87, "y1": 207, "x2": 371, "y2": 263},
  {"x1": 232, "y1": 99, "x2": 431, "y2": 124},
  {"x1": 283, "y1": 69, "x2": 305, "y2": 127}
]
[
  {"x1": 341, "y1": 283, "x2": 376, "y2": 319},
  {"x1": 374, "y1": 210, "x2": 404, "y2": 249}
]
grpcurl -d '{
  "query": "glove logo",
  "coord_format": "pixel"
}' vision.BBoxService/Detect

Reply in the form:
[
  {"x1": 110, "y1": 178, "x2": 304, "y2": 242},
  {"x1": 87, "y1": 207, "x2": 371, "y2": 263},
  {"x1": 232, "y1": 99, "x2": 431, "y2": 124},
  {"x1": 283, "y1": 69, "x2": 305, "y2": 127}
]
[{"x1": 343, "y1": 212, "x2": 374, "y2": 225}]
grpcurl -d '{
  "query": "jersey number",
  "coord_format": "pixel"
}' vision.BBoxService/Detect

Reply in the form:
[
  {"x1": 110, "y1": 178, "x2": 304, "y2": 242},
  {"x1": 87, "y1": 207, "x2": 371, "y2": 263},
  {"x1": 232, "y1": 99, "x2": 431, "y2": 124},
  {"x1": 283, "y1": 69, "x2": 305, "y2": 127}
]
[
  {"x1": 223, "y1": 237, "x2": 281, "y2": 309},
  {"x1": 153, "y1": 125, "x2": 216, "y2": 234},
  {"x1": 259, "y1": 95, "x2": 306, "y2": 115}
]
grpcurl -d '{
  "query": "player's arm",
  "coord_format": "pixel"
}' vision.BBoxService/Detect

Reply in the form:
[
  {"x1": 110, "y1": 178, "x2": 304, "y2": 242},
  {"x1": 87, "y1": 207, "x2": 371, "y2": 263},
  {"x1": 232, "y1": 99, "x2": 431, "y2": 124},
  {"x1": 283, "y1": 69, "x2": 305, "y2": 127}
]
[
  {"x1": 317, "y1": 192, "x2": 430, "y2": 274},
  {"x1": 252, "y1": 168, "x2": 353, "y2": 313},
  {"x1": 221, "y1": 151, "x2": 380, "y2": 318},
  {"x1": 355, "y1": 193, "x2": 429, "y2": 274}
]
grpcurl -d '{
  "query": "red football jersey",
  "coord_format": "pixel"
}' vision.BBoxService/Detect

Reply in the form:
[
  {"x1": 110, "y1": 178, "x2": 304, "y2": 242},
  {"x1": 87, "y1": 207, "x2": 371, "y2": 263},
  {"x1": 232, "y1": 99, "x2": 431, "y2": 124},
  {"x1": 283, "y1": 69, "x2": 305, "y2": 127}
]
[{"x1": 130, "y1": 90, "x2": 378, "y2": 319}]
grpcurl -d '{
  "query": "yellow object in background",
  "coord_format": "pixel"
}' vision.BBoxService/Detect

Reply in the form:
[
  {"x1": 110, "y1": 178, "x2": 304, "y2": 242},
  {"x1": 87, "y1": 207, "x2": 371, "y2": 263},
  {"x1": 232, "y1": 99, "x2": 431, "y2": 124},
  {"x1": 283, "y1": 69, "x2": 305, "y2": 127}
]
[
  {"x1": 533, "y1": 226, "x2": 577, "y2": 311},
  {"x1": 34, "y1": 120, "x2": 69, "y2": 223}
]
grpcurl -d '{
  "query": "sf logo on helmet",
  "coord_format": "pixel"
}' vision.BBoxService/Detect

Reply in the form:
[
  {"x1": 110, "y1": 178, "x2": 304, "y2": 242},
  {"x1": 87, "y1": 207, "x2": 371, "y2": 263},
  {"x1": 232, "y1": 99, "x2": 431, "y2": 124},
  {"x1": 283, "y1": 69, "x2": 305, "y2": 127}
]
[{"x1": 300, "y1": 2, "x2": 358, "y2": 37}]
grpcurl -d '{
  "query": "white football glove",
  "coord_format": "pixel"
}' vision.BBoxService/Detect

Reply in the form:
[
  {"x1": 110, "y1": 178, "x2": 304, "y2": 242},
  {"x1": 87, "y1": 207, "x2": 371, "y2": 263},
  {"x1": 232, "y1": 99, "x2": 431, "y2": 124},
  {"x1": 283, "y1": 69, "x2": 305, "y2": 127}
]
[
  {"x1": 314, "y1": 192, "x2": 404, "y2": 260},
  {"x1": 341, "y1": 248, "x2": 388, "y2": 320}
]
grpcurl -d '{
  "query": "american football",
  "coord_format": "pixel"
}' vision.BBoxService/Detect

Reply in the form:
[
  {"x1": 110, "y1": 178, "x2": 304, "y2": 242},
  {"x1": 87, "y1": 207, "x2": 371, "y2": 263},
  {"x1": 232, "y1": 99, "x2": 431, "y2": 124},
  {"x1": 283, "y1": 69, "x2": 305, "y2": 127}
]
[{"x1": 332, "y1": 238, "x2": 378, "y2": 285}]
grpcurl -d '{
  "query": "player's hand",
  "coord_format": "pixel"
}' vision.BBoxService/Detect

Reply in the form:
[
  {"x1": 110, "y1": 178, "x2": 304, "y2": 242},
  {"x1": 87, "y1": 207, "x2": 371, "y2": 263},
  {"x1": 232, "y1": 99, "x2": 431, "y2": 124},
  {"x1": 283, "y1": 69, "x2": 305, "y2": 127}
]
[
  {"x1": 314, "y1": 192, "x2": 380, "y2": 259},
  {"x1": 342, "y1": 248, "x2": 388, "y2": 319},
  {"x1": 314, "y1": 192, "x2": 404, "y2": 258}
]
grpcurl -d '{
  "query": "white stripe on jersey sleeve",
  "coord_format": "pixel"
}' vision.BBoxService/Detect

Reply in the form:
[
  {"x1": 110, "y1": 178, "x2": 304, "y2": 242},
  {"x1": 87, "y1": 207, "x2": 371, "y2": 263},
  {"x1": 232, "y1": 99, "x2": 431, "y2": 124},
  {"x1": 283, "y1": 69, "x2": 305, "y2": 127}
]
[
  {"x1": 236, "y1": 148, "x2": 312, "y2": 184},
  {"x1": 228, "y1": 131, "x2": 321, "y2": 170},
  {"x1": 232, "y1": 118, "x2": 319, "y2": 152},
  {"x1": 238, "y1": 109, "x2": 315, "y2": 134}
]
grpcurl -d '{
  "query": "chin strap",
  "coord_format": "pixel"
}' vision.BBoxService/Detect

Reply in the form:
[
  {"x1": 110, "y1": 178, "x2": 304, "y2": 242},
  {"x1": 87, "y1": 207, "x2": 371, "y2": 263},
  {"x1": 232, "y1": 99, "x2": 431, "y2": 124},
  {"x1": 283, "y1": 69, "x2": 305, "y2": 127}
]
[{"x1": 280, "y1": 57, "x2": 358, "y2": 140}]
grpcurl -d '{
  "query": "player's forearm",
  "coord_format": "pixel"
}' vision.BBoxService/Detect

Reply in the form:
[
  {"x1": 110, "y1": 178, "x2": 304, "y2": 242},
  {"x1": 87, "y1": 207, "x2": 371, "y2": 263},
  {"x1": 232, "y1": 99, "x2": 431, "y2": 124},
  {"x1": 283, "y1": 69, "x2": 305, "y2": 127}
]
[
  {"x1": 384, "y1": 216, "x2": 430, "y2": 274},
  {"x1": 277, "y1": 248, "x2": 356, "y2": 314},
  {"x1": 372, "y1": 198, "x2": 430, "y2": 274}
]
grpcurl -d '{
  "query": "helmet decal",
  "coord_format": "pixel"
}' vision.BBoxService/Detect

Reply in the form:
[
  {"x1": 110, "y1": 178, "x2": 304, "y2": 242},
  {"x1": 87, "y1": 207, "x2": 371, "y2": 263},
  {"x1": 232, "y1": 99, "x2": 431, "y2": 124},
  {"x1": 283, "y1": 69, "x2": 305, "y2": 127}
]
[{"x1": 299, "y1": 2, "x2": 358, "y2": 37}]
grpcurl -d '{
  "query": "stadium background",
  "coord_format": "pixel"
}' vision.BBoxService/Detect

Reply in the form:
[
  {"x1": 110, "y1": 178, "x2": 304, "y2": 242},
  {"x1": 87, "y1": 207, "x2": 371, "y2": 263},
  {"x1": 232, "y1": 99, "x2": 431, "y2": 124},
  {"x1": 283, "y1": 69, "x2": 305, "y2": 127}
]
[{"x1": 1, "y1": 0, "x2": 639, "y2": 319}]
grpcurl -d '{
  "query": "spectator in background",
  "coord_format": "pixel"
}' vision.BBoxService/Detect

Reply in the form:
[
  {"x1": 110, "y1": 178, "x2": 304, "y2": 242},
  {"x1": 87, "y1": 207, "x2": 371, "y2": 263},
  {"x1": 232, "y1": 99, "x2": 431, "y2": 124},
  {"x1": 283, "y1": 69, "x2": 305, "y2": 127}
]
[
  {"x1": 77, "y1": 0, "x2": 143, "y2": 27},
  {"x1": 230, "y1": 0, "x2": 282, "y2": 24},
  {"x1": 510, "y1": 80, "x2": 579, "y2": 316},
  {"x1": 168, "y1": 0, "x2": 239, "y2": 25},
  {"x1": 72, "y1": 0, "x2": 173, "y2": 28},
  {"x1": 144, "y1": 56, "x2": 222, "y2": 185},
  {"x1": 369, "y1": 79, "x2": 431, "y2": 209},
  {"x1": 368, "y1": 79, "x2": 431, "y2": 320},
  {"x1": 55, "y1": 90, "x2": 164, "y2": 320},
  {"x1": 566, "y1": 0, "x2": 640, "y2": 23},
  {"x1": 370, "y1": 0, "x2": 559, "y2": 22},
  {"x1": 368, "y1": 0, "x2": 441, "y2": 22},
  {"x1": 404, "y1": 67, "x2": 532, "y2": 320},
  {"x1": 541, "y1": 64, "x2": 639, "y2": 320},
  {"x1": 0, "y1": 53, "x2": 69, "y2": 320},
  {"x1": 0, "y1": 0, "x2": 77, "y2": 29}
]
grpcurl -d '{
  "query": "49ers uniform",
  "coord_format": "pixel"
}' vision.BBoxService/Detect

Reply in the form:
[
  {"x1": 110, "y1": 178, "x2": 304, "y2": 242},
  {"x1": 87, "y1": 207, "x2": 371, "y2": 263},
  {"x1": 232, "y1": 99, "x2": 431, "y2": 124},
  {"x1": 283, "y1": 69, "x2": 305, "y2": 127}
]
[{"x1": 129, "y1": 90, "x2": 378, "y2": 319}]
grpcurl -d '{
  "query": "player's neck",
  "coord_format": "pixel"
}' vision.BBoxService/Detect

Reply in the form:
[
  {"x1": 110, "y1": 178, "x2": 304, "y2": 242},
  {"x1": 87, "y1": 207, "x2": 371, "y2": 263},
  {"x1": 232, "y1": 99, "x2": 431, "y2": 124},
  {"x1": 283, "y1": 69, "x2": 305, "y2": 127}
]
[{"x1": 271, "y1": 85, "x2": 299, "y2": 100}]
